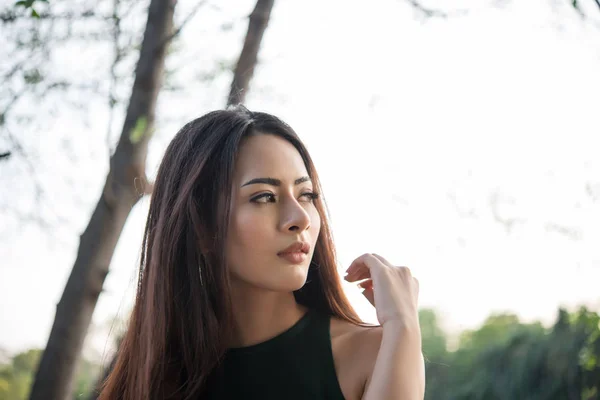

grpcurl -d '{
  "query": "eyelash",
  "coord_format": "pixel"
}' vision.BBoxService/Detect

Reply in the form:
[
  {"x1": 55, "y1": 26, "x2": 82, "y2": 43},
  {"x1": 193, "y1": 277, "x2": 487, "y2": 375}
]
[{"x1": 251, "y1": 192, "x2": 320, "y2": 203}]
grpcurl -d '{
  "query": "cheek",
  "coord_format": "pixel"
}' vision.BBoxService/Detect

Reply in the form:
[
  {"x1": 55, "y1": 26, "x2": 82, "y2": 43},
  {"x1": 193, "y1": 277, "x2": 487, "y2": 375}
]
[
  {"x1": 227, "y1": 207, "x2": 273, "y2": 265},
  {"x1": 235, "y1": 211, "x2": 272, "y2": 245},
  {"x1": 309, "y1": 207, "x2": 321, "y2": 238}
]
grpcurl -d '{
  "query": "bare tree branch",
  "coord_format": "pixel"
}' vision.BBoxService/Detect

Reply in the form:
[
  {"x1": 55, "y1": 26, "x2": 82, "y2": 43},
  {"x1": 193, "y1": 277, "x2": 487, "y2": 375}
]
[
  {"x1": 29, "y1": 0, "x2": 176, "y2": 395},
  {"x1": 1, "y1": 88, "x2": 28, "y2": 125},
  {"x1": 447, "y1": 191, "x2": 478, "y2": 219},
  {"x1": 0, "y1": 128, "x2": 71, "y2": 234},
  {"x1": 161, "y1": 0, "x2": 208, "y2": 47},
  {"x1": 406, "y1": 0, "x2": 449, "y2": 18},
  {"x1": 106, "y1": 0, "x2": 123, "y2": 157},
  {"x1": 0, "y1": 0, "x2": 140, "y2": 242},
  {"x1": 400, "y1": 0, "x2": 468, "y2": 19},
  {"x1": 0, "y1": 9, "x2": 109, "y2": 24},
  {"x1": 585, "y1": 182, "x2": 600, "y2": 202},
  {"x1": 1, "y1": 59, "x2": 29, "y2": 81},
  {"x1": 489, "y1": 191, "x2": 526, "y2": 233},
  {"x1": 227, "y1": 0, "x2": 275, "y2": 105},
  {"x1": 545, "y1": 223, "x2": 582, "y2": 240}
]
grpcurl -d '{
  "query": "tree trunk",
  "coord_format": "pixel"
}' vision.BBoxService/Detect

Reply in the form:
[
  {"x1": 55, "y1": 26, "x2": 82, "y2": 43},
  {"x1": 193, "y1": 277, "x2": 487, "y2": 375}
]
[
  {"x1": 29, "y1": 0, "x2": 175, "y2": 398},
  {"x1": 87, "y1": 0, "x2": 275, "y2": 397},
  {"x1": 227, "y1": 0, "x2": 276, "y2": 106}
]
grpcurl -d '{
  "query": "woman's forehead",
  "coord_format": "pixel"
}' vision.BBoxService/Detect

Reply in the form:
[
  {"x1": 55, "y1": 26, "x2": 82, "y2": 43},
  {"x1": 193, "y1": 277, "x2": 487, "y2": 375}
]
[{"x1": 234, "y1": 134, "x2": 309, "y2": 182}]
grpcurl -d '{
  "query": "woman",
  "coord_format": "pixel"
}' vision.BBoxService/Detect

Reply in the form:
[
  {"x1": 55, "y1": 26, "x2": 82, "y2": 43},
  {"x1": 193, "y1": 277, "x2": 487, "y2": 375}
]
[{"x1": 99, "y1": 106, "x2": 425, "y2": 400}]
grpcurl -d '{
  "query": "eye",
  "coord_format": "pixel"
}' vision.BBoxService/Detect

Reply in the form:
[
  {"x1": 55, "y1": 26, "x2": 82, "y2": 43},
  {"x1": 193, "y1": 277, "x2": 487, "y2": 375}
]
[
  {"x1": 300, "y1": 192, "x2": 320, "y2": 202},
  {"x1": 251, "y1": 193, "x2": 276, "y2": 203}
]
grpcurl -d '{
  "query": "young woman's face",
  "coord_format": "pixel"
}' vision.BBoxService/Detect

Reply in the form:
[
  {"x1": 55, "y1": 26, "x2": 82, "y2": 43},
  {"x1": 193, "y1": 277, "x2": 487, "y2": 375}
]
[{"x1": 225, "y1": 133, "x2": 321, "y2": 292}]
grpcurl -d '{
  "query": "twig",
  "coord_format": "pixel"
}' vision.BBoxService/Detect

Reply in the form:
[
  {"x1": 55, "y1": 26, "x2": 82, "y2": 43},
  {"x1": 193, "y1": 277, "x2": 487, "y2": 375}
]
[
  {"x1": 1, "y1": 88, "x2": 28, "y2": 125},
  {"x1": 1, "y1": 127, "x2": 73, "y2": 236},
  {"x1": 489, "y1": 191, "x2": 526, "y2": 233},
  {"x1": 406, "y1": 0, "x2": 448, "y2": 18},
  {"x1": 1, "y1": 59, "x2": 29, "y2": 81},
  {"x1": 161, "y1": 0, "x2": 208, "y2": 47},
  {"x1": 402, "y1": 0, "x2": 468, "y2": 19},
  {"x1": 106, "y1": 0, "x2": 123, "y2": 157},
  {"x1": 0, "y1": 9, "x2": 109, "y2": 23}
]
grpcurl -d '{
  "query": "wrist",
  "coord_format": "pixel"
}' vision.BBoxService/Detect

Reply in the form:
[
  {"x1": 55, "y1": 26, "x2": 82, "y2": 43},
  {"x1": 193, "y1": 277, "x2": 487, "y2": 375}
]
[{"x1": 382, "y1": 318, "x2": 421, "y2": 335}]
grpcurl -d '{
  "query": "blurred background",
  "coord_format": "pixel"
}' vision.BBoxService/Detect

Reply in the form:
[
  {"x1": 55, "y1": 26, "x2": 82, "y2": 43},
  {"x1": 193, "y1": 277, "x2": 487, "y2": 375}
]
[{"x1": 1, "y1": 0, "x2": 600, "y2": 398}]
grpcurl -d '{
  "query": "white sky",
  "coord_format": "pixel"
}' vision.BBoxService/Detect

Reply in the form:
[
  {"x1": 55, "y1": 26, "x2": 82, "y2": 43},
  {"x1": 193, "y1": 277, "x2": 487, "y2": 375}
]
[{"x1": 1, "y1": 0, "x2": 600, "y2": 359}]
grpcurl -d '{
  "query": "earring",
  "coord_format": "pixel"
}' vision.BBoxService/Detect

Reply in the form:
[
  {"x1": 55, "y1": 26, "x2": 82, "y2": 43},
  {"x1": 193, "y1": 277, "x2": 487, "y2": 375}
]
[{"x1": 198, "y1": 254, "x2": 205, "y2": 286}]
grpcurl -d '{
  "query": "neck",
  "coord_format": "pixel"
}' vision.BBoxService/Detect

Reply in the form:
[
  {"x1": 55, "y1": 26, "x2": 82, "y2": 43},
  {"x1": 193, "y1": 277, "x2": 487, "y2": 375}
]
[{"x1": 228, "y1": 281, "x2": 308, "y2": 348}]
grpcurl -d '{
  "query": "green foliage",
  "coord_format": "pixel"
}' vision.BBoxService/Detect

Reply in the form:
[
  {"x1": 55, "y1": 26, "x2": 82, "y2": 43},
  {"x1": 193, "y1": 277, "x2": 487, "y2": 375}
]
[
  {"x1": 71, "y1": 358, "x2": 103, "y2": 399},
  {"x1": 22, "y1": 69, "x2": 43, "y2": 85},
  {"x1": 0, "y1": 349, "x2": 101, "y2": 400},
  {"x1": 420, "y1": 308, "x2": 448, "y2": 360},
  {"x1": 423, "y1": 306, "x2": 600, "y2": 400},
  {"x1": 0, "y1": 305, "x2": 597, "y2": 399},
  {"x1": 129, "y1": 116, "x2": 149, "y2": 144},
  {"x1": 13, "y1": 0, "x2": 47, "y2": 18},
  {"x1": 0, "y1": 355, "x2": 36, "y2": 400},
  {"x1": 11, "y1": 349, "x2": 41, "y2": 374}
]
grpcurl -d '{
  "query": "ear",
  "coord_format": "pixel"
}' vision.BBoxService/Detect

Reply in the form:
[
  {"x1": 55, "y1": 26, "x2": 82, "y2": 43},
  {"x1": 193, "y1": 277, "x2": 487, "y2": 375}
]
[
  {"x1": 198, "y1": 241, "x2": 212, "y2": 256},
  {"x1": 198, "y1": 232, "x2": 217, "y2": 256}
]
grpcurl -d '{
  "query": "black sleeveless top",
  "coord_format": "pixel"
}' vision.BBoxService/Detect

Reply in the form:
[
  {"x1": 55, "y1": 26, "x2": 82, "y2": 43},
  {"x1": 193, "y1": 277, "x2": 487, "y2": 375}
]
[{"x1": 205, "y1": 309, "x2": 346, "y2": 399}]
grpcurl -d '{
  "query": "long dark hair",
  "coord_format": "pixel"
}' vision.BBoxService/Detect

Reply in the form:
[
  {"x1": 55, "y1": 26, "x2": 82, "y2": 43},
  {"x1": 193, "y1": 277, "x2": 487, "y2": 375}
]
[{"x1": 99, "y1": 106, "x2": 362, "y2": 400}]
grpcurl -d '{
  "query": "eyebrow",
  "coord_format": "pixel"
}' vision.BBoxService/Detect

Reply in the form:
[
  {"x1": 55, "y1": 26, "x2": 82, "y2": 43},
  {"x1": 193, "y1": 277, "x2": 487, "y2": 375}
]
[{"x1": 241, "y1": 176, "x2": 311, "y2": 187}]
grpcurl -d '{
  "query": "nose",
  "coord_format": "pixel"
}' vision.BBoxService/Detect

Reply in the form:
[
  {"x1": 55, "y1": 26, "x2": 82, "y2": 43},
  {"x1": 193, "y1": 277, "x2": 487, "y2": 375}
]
[{"x1": 279, "y1": 198, "x2": 311, "y2": 233}]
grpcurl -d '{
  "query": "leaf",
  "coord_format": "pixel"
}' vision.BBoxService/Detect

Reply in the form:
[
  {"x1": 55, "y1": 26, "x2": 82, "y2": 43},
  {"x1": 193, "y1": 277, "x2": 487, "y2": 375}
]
[
  {"x1": 129, "y1": 116, "x2": 148, "y2": 144},
  {"x1": 31, "y1": 8, "x2": 39, "y2": 18},
  {"x1": 15, "y1": 0, "x2": 35, "y2": 8},
  {"x1": 23, "y1": 69, "x2": 43, "y2": 84}
]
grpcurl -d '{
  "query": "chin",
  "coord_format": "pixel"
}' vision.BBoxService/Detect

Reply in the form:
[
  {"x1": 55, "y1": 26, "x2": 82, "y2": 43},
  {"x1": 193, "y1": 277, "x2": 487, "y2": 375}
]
[
  {"x1": 231, "y1": 261, "x2": 310, "y2": 292},
  {"x1": 280, "y1": 264, "x2": 310, "y2": 291},
  {"x1": 268, "y1": 263, "x2": 310, "y2": 292}
]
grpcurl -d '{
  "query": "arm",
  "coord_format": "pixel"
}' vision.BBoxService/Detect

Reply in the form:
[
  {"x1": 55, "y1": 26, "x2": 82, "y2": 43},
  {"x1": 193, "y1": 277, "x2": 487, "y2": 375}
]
[
  {"x1": 362, "y1": 322, "x2": 425, "y2": 400},
  {"x1": 344, "y1": 253, "x2": 425, "y2": 400}
]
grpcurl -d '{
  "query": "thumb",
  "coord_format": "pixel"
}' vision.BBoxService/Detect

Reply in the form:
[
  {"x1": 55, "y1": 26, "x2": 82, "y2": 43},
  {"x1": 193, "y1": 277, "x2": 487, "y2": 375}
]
[
  {"x1": 362, "y1": 287, "x2": 375, "y2": 306},
  {"x1": 358, "y1": 279, "x2": 375, "y2": 306}
]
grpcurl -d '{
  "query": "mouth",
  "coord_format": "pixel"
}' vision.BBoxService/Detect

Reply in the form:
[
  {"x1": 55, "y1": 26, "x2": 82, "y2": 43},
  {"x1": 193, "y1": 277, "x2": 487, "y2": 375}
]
[
  {"x1": 277, "y1": 241, "x2": 310, "y2": 265},
  {"x1": 277, "y1": 251, "x2": 308, "y2": 265}
]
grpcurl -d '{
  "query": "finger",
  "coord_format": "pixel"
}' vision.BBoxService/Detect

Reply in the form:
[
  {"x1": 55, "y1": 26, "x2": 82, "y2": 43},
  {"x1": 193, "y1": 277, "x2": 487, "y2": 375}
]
[
  {"x1": 370, "y1": 253, "x2": 394, "y2": 267},
  {"x1": 344, "y1": 267, "x2": 371, "y2": 283},
  {"x1": 345, "y1": 253, "x2": 370, "y2": 276},
  {"x1": 357, "y1": 278, "x2": 373, "y2": 290},
  {"x1": 362, "y1": 287, "x2": 375, "y2": 307},
  {"x1": 372, "y1": 254, "x2": 413, "y2": 279},
  {"x1": 344, "y1": 255, "x2": 370, "y2": 282},
  {"x1": 345, "y1": 253, "x2": 379, "y2": 280}
]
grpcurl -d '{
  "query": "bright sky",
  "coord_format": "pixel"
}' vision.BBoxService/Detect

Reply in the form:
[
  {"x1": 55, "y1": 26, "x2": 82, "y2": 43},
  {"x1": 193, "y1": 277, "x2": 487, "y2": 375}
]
[{"x1": 1, "y1": 0, "x2": 600, "y2": 359}]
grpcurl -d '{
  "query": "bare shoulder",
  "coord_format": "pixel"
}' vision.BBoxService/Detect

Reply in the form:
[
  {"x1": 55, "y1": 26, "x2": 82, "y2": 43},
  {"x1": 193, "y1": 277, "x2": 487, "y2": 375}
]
[{"x1": 329, "y1": 317, "x2": 383, "y2": 400}]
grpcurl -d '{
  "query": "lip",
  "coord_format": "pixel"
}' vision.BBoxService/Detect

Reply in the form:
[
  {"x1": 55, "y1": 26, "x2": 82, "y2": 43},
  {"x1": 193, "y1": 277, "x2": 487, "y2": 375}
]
[
  {"x1": 277, "y1": 241, "x2": 310, "y2": 265},
  {"x1": 278, "y1": 241, "x2": 310, "y2": 256},
  {"x1": 278, "y1": 251, "x2": 308, "y2": 265}
]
